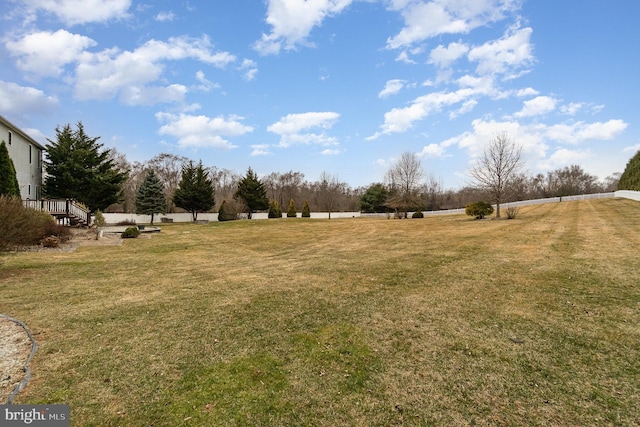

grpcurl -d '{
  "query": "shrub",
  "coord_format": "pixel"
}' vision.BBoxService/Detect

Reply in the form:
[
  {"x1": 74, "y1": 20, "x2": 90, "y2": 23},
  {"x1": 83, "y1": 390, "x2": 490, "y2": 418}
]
[
  {"x1": 40, "y1": 236, "x2": 60, "y2": 248},
  {"x1": 268, "y1": 200, "x2": 282, "y2": 218},
  {"x1": 93, "y1": 210, "x2": 107, "y2": 227},
  {"x1": 301, "y1": 200, "x2": 311, "y2": 218},
  {"x1": 42, "y1": 221, "x2": 73, "y2": 243},
  {"x1": 286, "y1": 199, "x2": 297, "y2": 218},
  {"x1": 465, "y1": 201, "x2": 494, "y2": 219},
  {"x1": 412, "y1": 211, "x2": 424, "y2": 218},
  {"x1": 0, "y1": 196, "x2": 62, "y2": 250},
  {"x1": 121, "y1": 226, "x2": 140, "y2": 238},
  {"x1": 116, "y1": 220, "x2": 136, "y2": 226},
  {"x1": 505, "y1": 206, "x2": 520, "y2": 219},
  {"x1": 217, "y1": 200, "x2": 237, "y2": 222}
]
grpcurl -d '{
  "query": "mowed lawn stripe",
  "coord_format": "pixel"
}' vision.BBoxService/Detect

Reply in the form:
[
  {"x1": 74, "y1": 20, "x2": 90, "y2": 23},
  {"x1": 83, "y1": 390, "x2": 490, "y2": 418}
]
[{"x1": 1, "y1": 198, "x2": 638, "y2": 426}]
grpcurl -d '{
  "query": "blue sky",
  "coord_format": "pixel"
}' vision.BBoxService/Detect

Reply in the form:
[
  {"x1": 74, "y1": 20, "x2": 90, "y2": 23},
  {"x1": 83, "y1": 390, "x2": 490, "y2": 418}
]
[{"x1": 1, "y1": 0, "x2": 638, "y2": 189}]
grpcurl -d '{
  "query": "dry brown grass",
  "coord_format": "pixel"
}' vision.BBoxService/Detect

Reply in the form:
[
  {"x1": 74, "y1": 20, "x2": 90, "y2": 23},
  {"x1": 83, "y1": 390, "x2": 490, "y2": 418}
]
[{"x1": 1, "y1": 198, "x2": 639, "y2": 426}]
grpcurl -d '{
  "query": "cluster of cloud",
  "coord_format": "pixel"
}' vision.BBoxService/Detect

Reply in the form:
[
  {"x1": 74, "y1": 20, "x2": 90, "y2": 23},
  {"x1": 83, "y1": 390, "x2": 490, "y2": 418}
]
[
  {"x1": 154, "y1": 110, "x2": 342, "y2": 156},
  {"x1": 1, "y1": 0, "x2": 633, "y2": 180},
  {"x1": 5, "y1": 30, "x2": 251, "y2": 106},
  {"x1": 425, "y1": 117, "x2": 628, "y2": 172},
  {"x1": 265, "y1": 112, "x2": 342, "y2": 155},
  {"x1": 20, "y1": 0, "x2": 132, "y2": 26},
  {"x1": 253, "y1": 0, "x2": 353, "y2": 55},
  {"x1": 156, "y1": 113, "x2": 253, "y2": 150}
]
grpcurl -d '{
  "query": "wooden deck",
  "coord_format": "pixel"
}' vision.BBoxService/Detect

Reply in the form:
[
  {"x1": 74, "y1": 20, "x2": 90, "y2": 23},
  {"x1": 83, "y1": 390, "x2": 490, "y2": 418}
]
[{"x1": 23, "y1": 199, "x2": 91, "y2": 227}]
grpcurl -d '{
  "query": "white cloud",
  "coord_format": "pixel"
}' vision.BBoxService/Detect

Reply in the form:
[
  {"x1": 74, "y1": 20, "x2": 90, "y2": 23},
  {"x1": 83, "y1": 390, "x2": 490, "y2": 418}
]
[
  {"x1": 368, "y1": 85, "x2": 493, "y2": 139},
  {"x1": 429, "y1": 41, "x2": 469, "y2": 68},
  {"x1": 156, "y1": 112, "x2": 253, "y2": 149},
  {"x1": 322, "y1": 148, "x2": 342, "y2": 155},
  {"x1": 251, "y1": 144, "x2": 272, "y2": 156},
  {"x1": 120, "y1": 84, "x2": 188, "y2": 106},
  {"x1": 560, "y1": 102, "x2": 583, "y2": 116},
  {"x1": 0, "y1": 80, "x2": 59, "y2": 117},
  {"x1": 544, "y1": 119, "x2": 628, "y2": 144},
  {"x1": 515, "y1": 87, "x2": 539, "y2": 97},
  {"x1": 155, "y1": 11, "x2": 176, "y2": 22},
  {"x1": 538, "y1": 148, "x2": 592, "y2": 170},
  {"x1": 395, "y1": 50, "x2": 416, "y2": 64},
  {"x1": 6, "y1": 29, "x2": 96, "y2": 77},
  {"x1": 468, "y1": 25, "x2": 534, "y2": 77},
  {"x1": 386, "y1": 0, "x2": 520, "y2": 49},
  {"x1": 417, "y1": 143, "x2": 445, "y2": 158},
  {"x1": 513, "y1": 95, "x2": 557, "y2": 118},
  {"x1": 74, "y1": 36, "x2": 236, "y2": 104},
  {"x1": 194, "y1": 71, "x2": 220, "y2": 92},
  {"x1": 437, "y1": 117, "x2": 628, "y2": 179},
  {"x1": 378, "y1": 79, "x2": 406, "y2": 98},
  {"x1": 21, "y1": 0, "x2": 131, "y2": 25},
  {"x1": 239, "y1": 59, "x2": 258, "y2": 81},
  {"x1": 268, "y1": 111, "x2": 340, "y2": 147},
  {"x1": 254, "y1": 0, "x2": 353, "y2": 55},
  {"x1": 449, "y1": 99, "x2": 478, "y2": 119},
  {"x1": 623, "y1": 144, "x2": 640, "y2": 153}
]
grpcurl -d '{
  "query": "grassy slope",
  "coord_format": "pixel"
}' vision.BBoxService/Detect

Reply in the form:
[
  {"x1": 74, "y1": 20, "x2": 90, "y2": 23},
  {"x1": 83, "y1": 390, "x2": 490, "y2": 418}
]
[{"x1": 1, "y1": 199, "x2": 639, "y2": 426}]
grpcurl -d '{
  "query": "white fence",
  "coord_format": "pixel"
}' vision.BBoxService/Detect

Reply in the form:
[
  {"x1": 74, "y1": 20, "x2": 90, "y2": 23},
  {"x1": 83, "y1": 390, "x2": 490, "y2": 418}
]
[{"x1": 101, "y1": 191, "x2": 639, "y2": 224}]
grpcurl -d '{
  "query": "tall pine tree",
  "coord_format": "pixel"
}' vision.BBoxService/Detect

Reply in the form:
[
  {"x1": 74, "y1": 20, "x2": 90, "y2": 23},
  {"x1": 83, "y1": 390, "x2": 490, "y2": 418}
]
[
  {"x1": 135, "y1": 170, "x2": 167, "y2": 225},
  {"x1": 173, "y1": 161, "x2": 215, "y2": 221},
  {"x1": 0, "y1": 141, "x2": 20, "y2": 198},
  {"x1": 234, "y1": 167, "x2": 268, "y2": 219},
  {"x1": 43, "y1": 123, "x2": 128, "y2": 212}
]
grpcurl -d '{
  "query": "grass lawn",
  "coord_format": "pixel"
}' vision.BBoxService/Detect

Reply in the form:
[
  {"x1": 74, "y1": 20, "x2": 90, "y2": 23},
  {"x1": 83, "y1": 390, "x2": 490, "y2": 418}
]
[{"x1": 1, "y1": 198, "x2": 639, "y2": 426}]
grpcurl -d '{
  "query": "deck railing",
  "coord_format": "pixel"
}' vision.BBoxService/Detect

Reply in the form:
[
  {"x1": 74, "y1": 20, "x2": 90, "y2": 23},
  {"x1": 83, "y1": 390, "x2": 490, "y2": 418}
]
[{"x1": 23, "y1": 199, "x2": 91, "y2": 226}]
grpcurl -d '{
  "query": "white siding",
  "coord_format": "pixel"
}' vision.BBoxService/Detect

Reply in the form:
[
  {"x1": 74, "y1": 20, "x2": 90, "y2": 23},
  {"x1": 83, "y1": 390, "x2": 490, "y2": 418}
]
[{"x1": 1, "y1": 116, "x2": 44, "y2": 199}]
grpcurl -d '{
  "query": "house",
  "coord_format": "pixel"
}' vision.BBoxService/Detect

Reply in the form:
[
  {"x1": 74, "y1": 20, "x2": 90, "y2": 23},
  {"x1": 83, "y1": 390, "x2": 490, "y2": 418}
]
[{"x1": 0, "y1": 114, "x2": 44, "y2": 200}]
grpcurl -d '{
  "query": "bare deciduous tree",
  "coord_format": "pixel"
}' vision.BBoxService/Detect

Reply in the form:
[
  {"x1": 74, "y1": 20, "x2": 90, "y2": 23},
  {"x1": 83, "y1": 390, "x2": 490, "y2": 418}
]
[
  {"x1": 385, "y1": 151, "x2": 424, "y2": 218},
  {"x1": 318, "y1": 171, "x2": 342, "y2": 219},
  {"x1": 470, "y1": 133, "x2": 524, "y2": 218}
]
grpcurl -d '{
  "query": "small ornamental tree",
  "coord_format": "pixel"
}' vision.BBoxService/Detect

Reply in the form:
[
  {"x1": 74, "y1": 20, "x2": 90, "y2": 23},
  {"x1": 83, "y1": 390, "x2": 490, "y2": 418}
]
[
  {"x1": 286, "y1": 199, "x2": 297, "y2": 217},
  {"x1": 135, "y1": 170, "x2": 166, "y2": 225},
  {"x1": 0, "y1": 141, "x2": 20, "y2": 198},
  {"x1": 302, "y1": 200, "x2": 311, "y2": 218},
  {"x1": 268, "y1": 200, "x2": 282, "y2": 218},
  {"x1": 173, "y1": 161, "x2": 215, "y2": 221},
  {"x1": 465, "y1": 201, "x2": 494, "y2": 219},
  {"x1": 217, "y1": 200, "x2": 237, "y2": 222}
]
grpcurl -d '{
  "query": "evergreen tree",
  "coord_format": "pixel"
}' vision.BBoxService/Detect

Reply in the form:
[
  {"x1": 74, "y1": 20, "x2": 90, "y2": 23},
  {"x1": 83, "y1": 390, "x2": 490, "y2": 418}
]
[
  {"x1": 360, "y1": 183, "x2": 389, "y2": 213},
  {"x1": 286, "y1": 199, "x2": 297, "y2": 217},
  {"x1": 0, "y1": 141, "x2": 20, "y2": 198},
  {"x1": 234, "y1": 167, "x2": 268, "y2": 219},
  {"x1": 302, "y1": 200, "x2": 311, "y2": 218},
  {"x1": 135, "y1": 170, "x2": 167, "y2": 225},
  {"x1": 217, "y1": 200, "x2": 237, "y2": 221},
  {"x1": 268, "y1": 200, "x2": 282, "y2": 218},
  {"x1": 173, "y1": 161, "x2": 215, "y2": 221},
  {"x1": 43, "y1": 122, "x2": 128, "y2": 212},
  {"x1": 618, "y1": 150, "x2": 640, "y2": 191}
]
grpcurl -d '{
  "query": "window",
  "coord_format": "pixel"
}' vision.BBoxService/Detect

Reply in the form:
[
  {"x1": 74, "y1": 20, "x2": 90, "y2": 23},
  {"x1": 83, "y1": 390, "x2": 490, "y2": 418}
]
[
  {"x1": 29, "y1": 145, "x2": 32, "y2": 164},
  {"x1": 8, "y1": 131, "x2": 11, "y2": 145},
  {"x1": 28, "y1": 184, "x2": 31, "y2": 196}
]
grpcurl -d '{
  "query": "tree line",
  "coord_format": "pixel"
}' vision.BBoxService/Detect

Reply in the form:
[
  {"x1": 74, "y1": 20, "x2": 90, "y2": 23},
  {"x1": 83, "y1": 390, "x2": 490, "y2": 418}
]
[{"x1": 26, "y1": 123, "x2": 638, "y2": 220}]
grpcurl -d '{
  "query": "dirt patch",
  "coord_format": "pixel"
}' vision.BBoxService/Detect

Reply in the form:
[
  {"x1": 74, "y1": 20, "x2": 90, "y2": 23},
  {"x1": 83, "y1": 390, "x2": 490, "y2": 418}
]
[{"x1": 0, "y1": 318, "x2": 33, "y2": 403}]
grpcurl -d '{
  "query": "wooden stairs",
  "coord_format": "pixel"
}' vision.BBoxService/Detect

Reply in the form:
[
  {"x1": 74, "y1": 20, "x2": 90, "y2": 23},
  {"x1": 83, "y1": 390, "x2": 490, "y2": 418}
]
[{"x1": 23, "y1": 199, "x2": 91, "y2": 227}]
